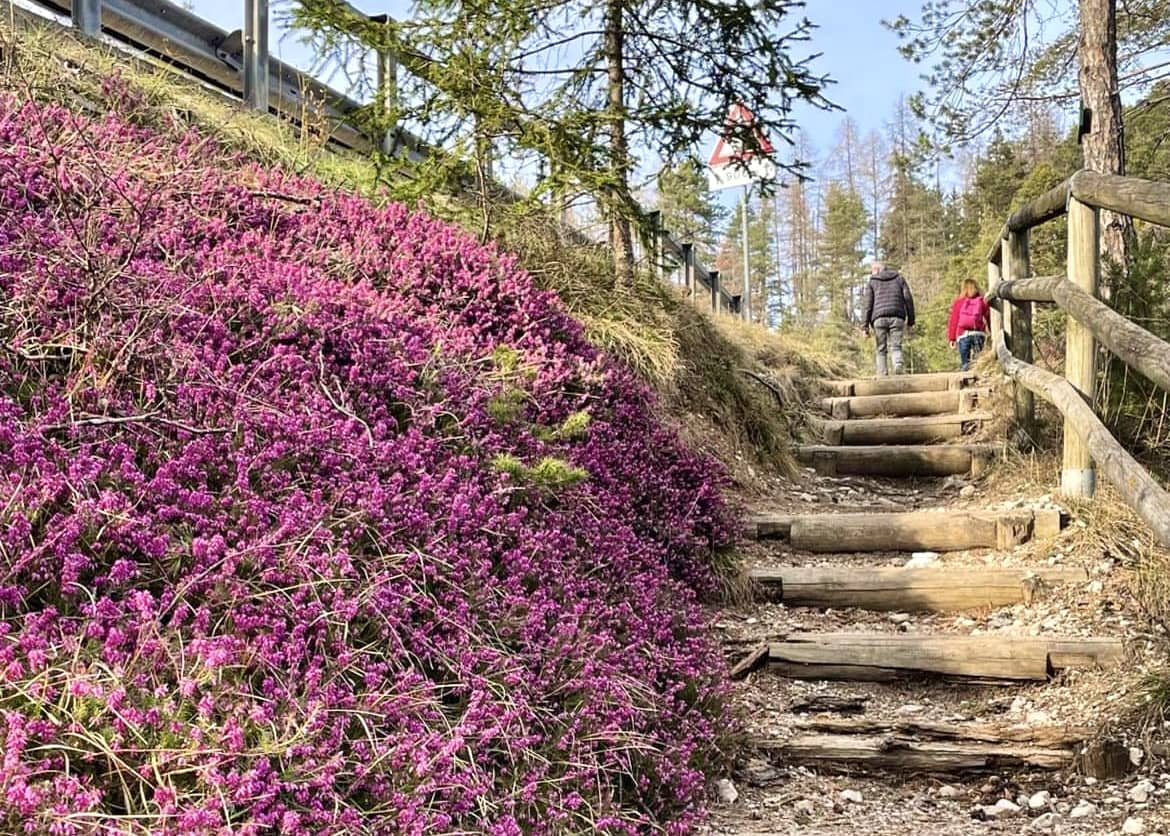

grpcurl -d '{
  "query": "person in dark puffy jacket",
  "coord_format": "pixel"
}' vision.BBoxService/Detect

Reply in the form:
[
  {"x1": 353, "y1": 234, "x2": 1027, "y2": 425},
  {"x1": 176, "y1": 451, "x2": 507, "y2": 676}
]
[
  {"x1": 861, "y1": 261, "x2": 915, "y2": 376},
  {"x1": 947, "y1": 278, "x2": 991, "y2": 371}
]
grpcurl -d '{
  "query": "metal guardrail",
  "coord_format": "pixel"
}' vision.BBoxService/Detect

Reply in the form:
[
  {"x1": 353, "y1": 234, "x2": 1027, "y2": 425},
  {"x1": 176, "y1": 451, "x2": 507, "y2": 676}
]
[
  {"x1": 16, "y1": 0, "x2": 424, "y2": 157},
  {"x1": 8, "y1": 0, "x2": 745, "y2": 319}
]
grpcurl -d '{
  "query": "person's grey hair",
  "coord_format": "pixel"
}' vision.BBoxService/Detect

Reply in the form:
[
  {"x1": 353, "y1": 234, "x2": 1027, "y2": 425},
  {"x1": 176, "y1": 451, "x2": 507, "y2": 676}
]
[{"x1": 871, "y1": 261, "x2": 884, "y2": 272}]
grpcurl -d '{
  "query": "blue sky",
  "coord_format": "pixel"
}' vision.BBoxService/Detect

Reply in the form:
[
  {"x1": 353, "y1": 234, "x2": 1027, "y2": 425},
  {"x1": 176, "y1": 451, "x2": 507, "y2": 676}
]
[{"x1": 190, "y1": 0, "x2": 925, "y2": 163}]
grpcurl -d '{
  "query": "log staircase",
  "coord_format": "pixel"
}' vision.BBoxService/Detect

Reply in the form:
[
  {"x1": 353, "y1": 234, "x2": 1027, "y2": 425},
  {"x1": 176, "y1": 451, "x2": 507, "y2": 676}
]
[{"x1": 730, "y1": 371, "x2": 1128, "y2": 781}]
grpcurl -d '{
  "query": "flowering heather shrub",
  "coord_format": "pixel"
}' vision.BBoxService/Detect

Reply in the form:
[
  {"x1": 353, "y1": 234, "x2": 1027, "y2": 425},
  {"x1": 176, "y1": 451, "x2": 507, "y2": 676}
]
[{"x1": 0, "y1": 92, "x2": 735, "y2": 833}]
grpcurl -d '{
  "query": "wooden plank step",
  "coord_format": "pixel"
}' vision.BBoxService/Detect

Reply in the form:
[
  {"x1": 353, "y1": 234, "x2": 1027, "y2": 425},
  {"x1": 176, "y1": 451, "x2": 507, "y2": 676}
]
[
  {"x1": 757, "y1": 733, "x2": 1075, "y2": 773},
  {"x1": 795, "y1": 444, "x2": 996, "y2": 478},
  {"x1": 749, "y1": 565, "x2": 1087, "y2": 612},
  {"x1": 819, "y1": 387, "x2": 991, "y2": 419},
  {"x1": 744, "y1": 508, "x2": 1063, "y2": 550},
  {"x1": 812, "y1": 412, "x2": 992, "y2": 445},
  {"x1": 791, "y1": 717, "x2": 1091, "y2": 746},
  {"x1": 765, "y1": 633, "x2": 1124, "y2": 682},
  {"x1": 820, "y1": 372, "x2": 979, "y2": 397}
]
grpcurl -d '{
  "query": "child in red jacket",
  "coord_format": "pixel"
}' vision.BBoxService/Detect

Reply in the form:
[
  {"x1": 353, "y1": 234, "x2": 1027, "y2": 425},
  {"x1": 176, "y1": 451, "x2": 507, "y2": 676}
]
[{"x1": 947, "y1": 279, "x2": 991, "y2": 371}]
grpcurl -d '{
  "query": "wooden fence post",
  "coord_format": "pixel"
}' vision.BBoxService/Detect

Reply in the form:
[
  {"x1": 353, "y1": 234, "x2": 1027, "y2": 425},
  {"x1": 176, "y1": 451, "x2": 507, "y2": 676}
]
[
  {"x1": 1004, "y1": 229, "x2": 1035, "y2": 430},
  {"x1": 681, "y1": 243, "x2": 695, "y2": 301},
  {"x1": 710, "y1": 270, "x2": 721, "y2": 314},
  {"x1": 1063, "y1": 197, "x2": 1099, "y2": 497}
]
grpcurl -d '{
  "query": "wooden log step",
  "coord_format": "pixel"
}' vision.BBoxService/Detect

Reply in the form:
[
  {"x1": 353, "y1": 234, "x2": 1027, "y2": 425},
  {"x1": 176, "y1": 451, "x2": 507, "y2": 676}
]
[
  {"x1": 812, "y1": 412, "x2": 992, "y2": 445},
  {"x1": 757, "y1": 733, "x2": 1075, "y2": 773},
  {"x1": 749, "y1": 565, "x2": 1087, "y2": 612},
  {"x1": 819, "y1": 387, "x2": 991, "y2": 419},
  {"x1": 745, "y1": 508, "x2": 1063, "y2": 550},
  {"x1": 791, "y1": 717, "x2": 1091, "y2": 746},
  {"x1": 766, "y1": 633, "x2": 1124, "y2": 682},
  {"x1": 819, "y1": 372, "x2": 979, "y2": 397},
  {"x1": 795, "y1": 444, "x2": 996, "y2": 478}
]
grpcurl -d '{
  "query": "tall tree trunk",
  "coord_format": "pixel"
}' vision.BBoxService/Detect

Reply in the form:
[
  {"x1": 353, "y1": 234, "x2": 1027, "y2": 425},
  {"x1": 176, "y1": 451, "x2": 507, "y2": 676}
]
[
  {"x1": 1078, "y1": 0, "x2": 1133, "y2": 275},
  {"x1": 604, "y1": 0, "x2": 635, "y2": 286}
]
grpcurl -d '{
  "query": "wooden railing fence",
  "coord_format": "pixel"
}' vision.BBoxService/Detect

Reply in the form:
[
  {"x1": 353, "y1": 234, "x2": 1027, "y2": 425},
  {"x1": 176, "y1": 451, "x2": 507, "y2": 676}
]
[{"x1": 987, "y1": 170, "x2": 1170, "y2": 546}]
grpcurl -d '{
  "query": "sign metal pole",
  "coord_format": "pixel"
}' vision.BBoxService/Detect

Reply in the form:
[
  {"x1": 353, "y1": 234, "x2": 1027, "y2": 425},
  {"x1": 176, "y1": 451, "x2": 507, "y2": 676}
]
[{"x1": 741, "y1": 184, "x2": 751, "y2": 322}]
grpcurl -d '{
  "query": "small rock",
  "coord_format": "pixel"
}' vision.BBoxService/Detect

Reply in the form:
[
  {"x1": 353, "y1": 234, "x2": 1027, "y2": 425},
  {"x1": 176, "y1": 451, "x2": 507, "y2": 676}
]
[
  {"x1": 1123, "y1": 816, "x2": 1145, "y2": 835},
  {"x1": 744, "y1": 617, "x2": 758, "y2": 624},
  {"x1": 1130, "y1": 746, "x2": 1145, "y2": 766},
  {"x1": 1025, "y1": 710, "x2": 1052, "y2": 725},
  {"x1": 1028, "y1": 790, "x2": 1051, "y2": 810},
  {"x1": 1104, "y1": 795, "x2": 1124, "y2": 805},
  {"x1": 938, "y1": 785, "x2": 960, "y2": 799},
  {"x1": 960, "y1": 484, "x2": 977, "y2": 498},
  {"x1": 1010, "y1": 696, "x2": 1029, "y2": 713},
  {"x1": 715, "y1": 778, "x2": 738, "y2": 804},
  {"x1": 1129, "y1": 780, "x2": 1156, "y2": 803},
  {"x1": 1028, "y1": 812, "x2": 1060, "y2": 832},
  {"x1": 889, "y1": 612, "x2": 912, "y2": 624},
  {"x1": 982, "y1": 798, "x2": 1021, "y2": 819},
  {"x1": 906, "y1": 551, "x2": 939, "y2": 568},
  {"x1": 1069, "y1": 800, "x2": 1096, "y2": 819},
  {"x1": 793, "y1": 798, "x2": 815, "y2": 815},
  {"x1": 897, "y1": 703, "x2": 925, "y2": 715},
  {"x1": 840, "y1": 789, "x2": 863, "y2": 804},
  {"x1": 1084, "y1": 776, "x2": 1098, "y2": 786},
  {"x1": 738, "y1": 758, "x2": 780, "y2": 787},
  {"x1": 1088, "y1": 579, "x2": 1104, "y2": 594}
]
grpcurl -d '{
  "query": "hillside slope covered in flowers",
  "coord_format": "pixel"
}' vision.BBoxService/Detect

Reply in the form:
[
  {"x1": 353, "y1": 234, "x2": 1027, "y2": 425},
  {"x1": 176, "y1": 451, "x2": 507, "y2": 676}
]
[{"x1": 0, "y1": 89, "x2": 735, "y2": 834}]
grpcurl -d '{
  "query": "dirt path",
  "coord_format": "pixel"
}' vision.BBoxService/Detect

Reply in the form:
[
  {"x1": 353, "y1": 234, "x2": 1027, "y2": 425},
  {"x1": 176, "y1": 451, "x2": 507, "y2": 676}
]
[{"x1": 705, "y1": 466, "x2": 1170, "y2": 836}]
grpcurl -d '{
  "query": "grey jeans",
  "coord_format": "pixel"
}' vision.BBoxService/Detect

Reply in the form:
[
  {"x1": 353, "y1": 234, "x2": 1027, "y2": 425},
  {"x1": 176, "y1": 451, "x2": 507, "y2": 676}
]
[{"x1": 872, "y1": 316, "x2": 905, "y2": 376}]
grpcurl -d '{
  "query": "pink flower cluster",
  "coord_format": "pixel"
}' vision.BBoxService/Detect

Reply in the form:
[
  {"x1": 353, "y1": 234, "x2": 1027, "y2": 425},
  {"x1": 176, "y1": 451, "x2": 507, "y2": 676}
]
[{"x1": 0, "y1": 89, "x2": 734, "y2": 834}]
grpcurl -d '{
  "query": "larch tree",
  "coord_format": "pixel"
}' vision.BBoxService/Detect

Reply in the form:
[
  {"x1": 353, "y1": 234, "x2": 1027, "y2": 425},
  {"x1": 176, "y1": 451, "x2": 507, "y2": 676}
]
[
  {"x1": 655, "y1": 159, "x2": 728, "y2": 264},
  {"x1": 884, "y1": 0, "x2": 1167, "y2": 269},
  {"x1": 291, "y1": 0, "x2": 833, "y2": 286},
  {"x1": 818, "y1": 182, "x2": 868, "y2": 323}
]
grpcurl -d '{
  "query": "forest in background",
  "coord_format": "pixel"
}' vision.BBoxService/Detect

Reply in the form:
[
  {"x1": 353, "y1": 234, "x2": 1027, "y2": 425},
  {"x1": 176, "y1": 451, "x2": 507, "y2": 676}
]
[{"x1": 656, "y1": 83, "x2": 1170, "y2": 457}]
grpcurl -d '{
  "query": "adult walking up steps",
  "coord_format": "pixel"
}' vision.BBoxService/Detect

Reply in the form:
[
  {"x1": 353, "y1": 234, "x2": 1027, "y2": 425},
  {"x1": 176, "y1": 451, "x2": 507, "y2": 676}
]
[{"x1": 705, "y1": 372, "x2": 1167, "y2": 836}]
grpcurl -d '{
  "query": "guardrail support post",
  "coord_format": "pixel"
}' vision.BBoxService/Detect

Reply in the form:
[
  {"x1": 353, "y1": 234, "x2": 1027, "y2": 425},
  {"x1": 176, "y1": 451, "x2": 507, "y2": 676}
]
[
  {"x1": 710, "y1": 270, "x2": 720, "y2": 314},
  {"x1": 243, "y1": 0, "x2": 269, "y2": 112},
  {"x1": 72, "y1": 0, "x2": 101, "y2": 36},
  {"x1": 377, "y1": 43, "x2": 398, "y2": 155},
  {"x1": 1004, "y1": 229, "x2": 1034, "y2": 430},
  {"x1": 681, "y1": 243, "x2": 695, "y2": 300},
  {"x1": 1063, "y1": 197, "x2": 1099, "y2": 498}
]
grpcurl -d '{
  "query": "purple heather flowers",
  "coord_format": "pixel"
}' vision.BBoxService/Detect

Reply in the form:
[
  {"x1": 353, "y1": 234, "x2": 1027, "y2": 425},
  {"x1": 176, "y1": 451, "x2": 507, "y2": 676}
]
[{"x1": 0, "y1": 88, "x2": 734, "y2": 834}]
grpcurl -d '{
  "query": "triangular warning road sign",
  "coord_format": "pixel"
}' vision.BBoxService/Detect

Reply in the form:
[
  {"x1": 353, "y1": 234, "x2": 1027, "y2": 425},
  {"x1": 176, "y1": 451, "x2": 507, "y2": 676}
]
[{"x1": 707, "y1": 103, "x2": 774, "y2": 168}]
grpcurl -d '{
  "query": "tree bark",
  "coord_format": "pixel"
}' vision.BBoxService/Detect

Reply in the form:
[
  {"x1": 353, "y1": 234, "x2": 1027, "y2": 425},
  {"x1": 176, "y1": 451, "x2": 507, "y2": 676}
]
[
  {"x1": 1078, "y1": 0, "x2": 1133, "y2": 274},
  {"x1": 603, "y1": 0, "x2": 636, "y2": 286}
]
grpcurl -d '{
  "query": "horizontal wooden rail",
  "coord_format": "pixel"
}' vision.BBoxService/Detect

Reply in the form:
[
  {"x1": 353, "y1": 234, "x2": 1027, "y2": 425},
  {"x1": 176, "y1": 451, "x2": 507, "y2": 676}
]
[
  {"x1": 989, "y1": 310, "x2": 1170, "y2": 545},
  {"x1": 1069, "y1": 170, "x2": 1170, "y2": 228},
  {"x1": 988, "y1": 181, "x2": 1071, "y2": 264},
  {"x1": 993, "y1": 275, "x2": 1170, "y2": 394}
]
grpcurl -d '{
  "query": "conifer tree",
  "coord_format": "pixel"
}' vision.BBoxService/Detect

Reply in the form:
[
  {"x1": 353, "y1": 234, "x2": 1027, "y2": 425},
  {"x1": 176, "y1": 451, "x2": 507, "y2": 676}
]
[{"x1": 291, "y1": 0, "x2": 832, "y2": 286}]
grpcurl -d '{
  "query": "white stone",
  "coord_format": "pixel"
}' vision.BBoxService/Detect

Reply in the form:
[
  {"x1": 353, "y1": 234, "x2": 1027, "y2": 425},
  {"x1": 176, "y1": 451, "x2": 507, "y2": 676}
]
[
  {"x1": 793, "y1": 799, "x2": 815, "y2": 815},
  {"x1": 906, "y1": 552, "x2": 938, "y2": 568},
  {"x1": 1131, "y1": 746, "x2": 1145, "y2": 766},
  {"x1": 1010, "y1": 696, "x2": 1029, "y2": 713},
  {"x1": 1028, "y1": 812, "x2": 1059, "y2": 832},
  {"x1": 1129, "y1": 780, "x2": 1156, "y2": 803},
  {"x1": 897, "y1": 703, "x2": 924, "y2": 715},
  {"x1": 1069, "y1": 800, "x2": 1096, "y2": 819},
  {"x1": 888, "y1": 612, "x2": 912, "y2": 624},
  {"x1": 1028, "y1": 790, "x2": 1051, "y2": 810},
  {"x1": 1025, "y1": 710, "x2": 1052, "y2": 725},
  {"x1": 1084, "y1": 776, "x2": 1098, "y2": 786},
  {"x1": 960, "y1": 485, "x2": 977, "y2": 498},
  {"x1": 715, "y1": 778, "x2": 738, "y2": 804},
  {"x1": 938, "y1": 785, "x2": 960, "y2": 799},
  {"x1": 1088, "y1": 579, "x2": 1104, "y2": 594},
  {"x1": 839, "y1": 789, "x2": 863, "y2": 804},
  {"x1": 993, "y1": 798, "x2": 1021, "y2": 815},
  {"x1": 1123, "y1": 816, "x2": 1146, "y2": 835}
]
